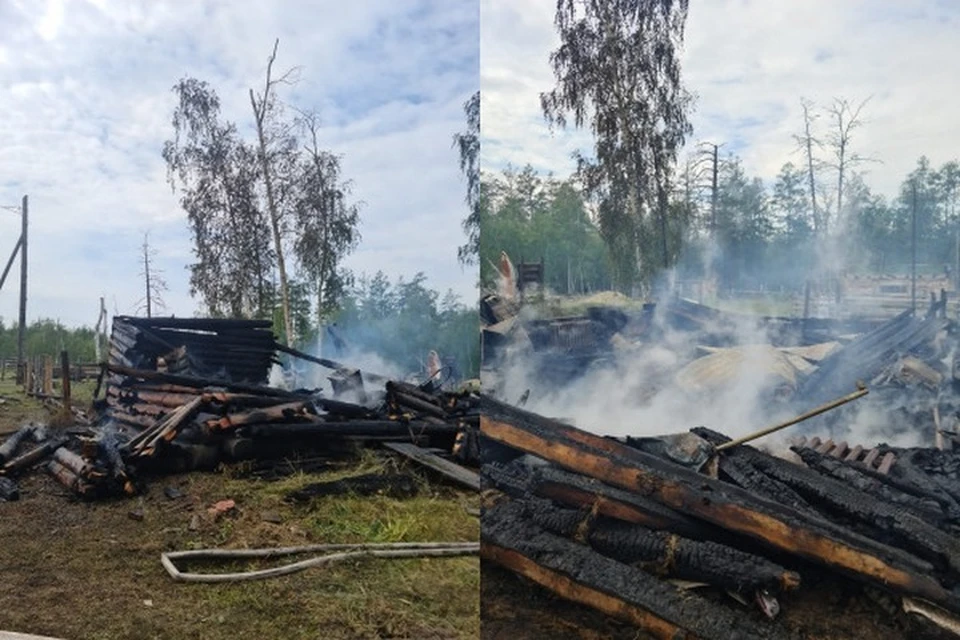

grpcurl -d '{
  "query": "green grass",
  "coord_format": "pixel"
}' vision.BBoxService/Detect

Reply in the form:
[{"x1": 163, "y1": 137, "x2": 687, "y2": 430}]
[{"x1": 0, "y1": 381, "x2": 479, "y2": 640}]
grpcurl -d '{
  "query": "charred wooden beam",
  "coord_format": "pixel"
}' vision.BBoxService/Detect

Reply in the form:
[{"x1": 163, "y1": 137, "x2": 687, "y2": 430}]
[
  {"x1": 1, "y1": 437, "x2": 68, "y2": 476},
  {"x1": 483, "y1": 500, "x2": 797, "y2": 640},
  {"x1": 52, "y1": 447, "x2": 91, "y2": 478},
  {"x1": 480, "y1": 396, "x2": 960, "y2": 612},
  {"x1": 382, "y1": 441, "x2": 479, "y2": 490},
  {"x1": 47, "y1": 459, "x2": 92, "y2": 497},
  {"x1": 0, "y1": 424, "x2": 38, "y2": 463},
  {"x1": 483, "y1": 461, "x2": 716, "y2": 541},
  {"x1": 204, "y1": 401, "x2": 312, "y2": 432},
  {"x1": 792, "y1": 446, "x2": 950, "y2": 523},
  {"x1": 695, "y1": 427, "x2": 960, "y2": 580},
  {"x1": 716, "y1": 455, "x2": 814, "y2": 514},
  {"x1": 106, "y1": 364, "x2": 296, "y2": 398},
  {"x1": 243, "y1": 420, "x2": 458, "y2": 438},
  {"x1": 518, "y1": 496, "x2": 800, "y2": 596}
]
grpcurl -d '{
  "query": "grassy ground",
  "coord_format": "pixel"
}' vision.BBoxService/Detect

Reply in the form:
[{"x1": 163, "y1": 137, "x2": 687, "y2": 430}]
[{"x1": 0, "y1": 379, "x2": 479, "y2": 640}]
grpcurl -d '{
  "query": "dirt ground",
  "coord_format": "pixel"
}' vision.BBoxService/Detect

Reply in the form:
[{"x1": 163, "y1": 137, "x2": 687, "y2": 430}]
[
  {"x1": 480, "y1": 559, "x2": 958, "y2": 640},
  {"x1": 0, "y1": 380, "x2": 479, "y2": 640}
]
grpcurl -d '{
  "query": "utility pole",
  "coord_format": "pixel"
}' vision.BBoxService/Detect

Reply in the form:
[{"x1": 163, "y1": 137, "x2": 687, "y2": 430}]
[
  {"x1": 16, "y1": 195, "x2": 27, "y2": 384},
  {"x1": 710, "y1": 143, "x2": 720, "y2": 235},
  {"x1": 912, "y1": 181, "x2": 917, "y2": 314}
]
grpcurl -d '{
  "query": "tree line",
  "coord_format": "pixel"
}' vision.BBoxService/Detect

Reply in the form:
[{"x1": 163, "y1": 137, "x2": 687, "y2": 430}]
[
  {"x1": 465, "y1": 1, "x2": 954, "y2": 297},
  {"x1": 0, "y1": 319, "x2": 99, "y2": 364},
  {"x1": 323, "y1": 272, "x2": 480, "y2": 379}
]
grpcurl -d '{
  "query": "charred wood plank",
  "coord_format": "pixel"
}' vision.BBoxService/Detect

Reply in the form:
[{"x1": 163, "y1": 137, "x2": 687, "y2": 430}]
[
  {"x1": 243, "y1": 420, "x2": 456, "y2": 438},
  {"x1": 483, "y1": 461, "x2": 717, "y2": 541},
  {"x1": 204, "y1": 401, "x2": 312, "y2": 432},
  {"x1": 793, "y1": 446, "x2": 947, "y2": 523},
  {"x1": 106, "y1": 364, "x2": 297, "y2": 398},
  {"x1": 483, "y1": 500, "x2": 797, "y2": 640},
  {"x1": 2, "y1": 437, "x2": 68, "y2": 476},
  {"x1": 695, "y1": 428, "x2": 960, "y2": 580},
  {"x1": 383, "y1": 441, "x2": 479, "y2": 491},
  {"x1": 716, "y1": 455, "x2": 814, "y2": 514},
  {"x1": 480, "y1": 396, "x2": 959, "y2": 611},
  {"x1": 518, "y1": 496, "x2": 800, "y2": 596}
]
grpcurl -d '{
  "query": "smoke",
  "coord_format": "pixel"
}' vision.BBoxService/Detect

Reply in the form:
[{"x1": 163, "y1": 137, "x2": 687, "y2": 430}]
[{"x1": 494, "y1": 295, "x2": 800, "y2": 444}]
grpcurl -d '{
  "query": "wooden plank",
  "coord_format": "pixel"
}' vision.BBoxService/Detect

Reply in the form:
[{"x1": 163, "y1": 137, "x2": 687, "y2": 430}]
[
  {"x1": 383, "y1": 441, "x2": 479, "y2": 491},
  {"x1": 480, "y1": 396, "x2": 960, "y2": 612}
]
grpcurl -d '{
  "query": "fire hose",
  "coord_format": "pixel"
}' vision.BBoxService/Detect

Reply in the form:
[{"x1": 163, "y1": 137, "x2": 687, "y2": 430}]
[{"x1": 161, "y1": 541, "x2": 479, "y2": 583}]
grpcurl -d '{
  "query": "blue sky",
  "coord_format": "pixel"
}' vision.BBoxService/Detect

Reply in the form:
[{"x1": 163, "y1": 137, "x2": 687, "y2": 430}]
[
  {"x1": 0, "y1": 0, "x2": 478, "y2": 328},
  {"x1": 481, "y1": 0, "x2": 960, "y2": 201}
]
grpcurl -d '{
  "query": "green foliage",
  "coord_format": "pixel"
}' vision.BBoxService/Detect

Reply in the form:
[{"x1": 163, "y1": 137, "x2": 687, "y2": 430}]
[
  {"x1": 0, "y1": 318, "x2": 98, "y2": 363},
  {"x1": 324, "y1": 272, "x2": 479, "y2": 379},
  {"x1": 479, "y1": 166, "x2": 613, "y2": 294},
  {"x1": 541, "y1": 0, "x2": 694, "y2": 289}
]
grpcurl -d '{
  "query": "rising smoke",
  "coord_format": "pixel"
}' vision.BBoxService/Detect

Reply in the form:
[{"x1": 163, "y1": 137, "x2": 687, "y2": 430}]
[{"x1": 488, "y1": 234, "x2": 936, "y2": 452}]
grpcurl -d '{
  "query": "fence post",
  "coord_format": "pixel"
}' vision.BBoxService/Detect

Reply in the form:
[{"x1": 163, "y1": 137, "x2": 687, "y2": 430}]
[
  {"x1": 42, "y1": 355, "x2": 53, "y2": 396},
  {"x1": 24, "y1": 359, "x2": 32, "y2": 394},
  {"x1": 61, "y1": 351, "x2": 71, "y2": 407}
]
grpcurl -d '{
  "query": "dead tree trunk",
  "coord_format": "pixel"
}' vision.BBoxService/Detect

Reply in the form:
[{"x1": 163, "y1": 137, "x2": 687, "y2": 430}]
[{"x1": 250, "y1": 38, "x2": 293, "y2": 346}]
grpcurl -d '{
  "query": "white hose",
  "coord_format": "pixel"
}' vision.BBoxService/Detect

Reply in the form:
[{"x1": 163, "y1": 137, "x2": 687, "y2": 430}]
[{"x1": 161, "y1": 541, "x2": 479, "y2": 583}]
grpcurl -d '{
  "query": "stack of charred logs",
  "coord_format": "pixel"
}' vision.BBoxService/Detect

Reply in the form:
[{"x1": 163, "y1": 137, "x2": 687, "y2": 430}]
[
  {"x1": 480, "y1": 394, "x2": 960, "y2": 638},
  {"x1": 0, "y1": 317, "x2": 479, "y2": 502}
]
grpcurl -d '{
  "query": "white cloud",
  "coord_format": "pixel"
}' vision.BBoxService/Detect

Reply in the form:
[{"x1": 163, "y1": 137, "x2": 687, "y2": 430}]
[
  {"x1": 0, "y1": 0, "x2": 478, "y2": 330},
  {"x1": 481, "y1": 0, "x2": 960, "y2": 201}
]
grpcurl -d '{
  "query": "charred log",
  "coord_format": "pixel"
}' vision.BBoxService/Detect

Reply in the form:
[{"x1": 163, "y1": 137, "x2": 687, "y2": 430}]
[
  {"x1": 481, "y1": 396, "x2": 959, "y2": 611},
  {"x1": 518, "y1": 496, "x2": 801, "y2": 596},
  {"x1": 694, "y1": 427, "x2": 960, "y2": 581},
  {"x1": 483, "y1": 499, "x2": 798, "y2": 640}
]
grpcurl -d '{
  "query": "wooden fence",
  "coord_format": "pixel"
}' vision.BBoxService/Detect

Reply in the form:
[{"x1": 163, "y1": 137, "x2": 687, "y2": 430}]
[{"x1": 0, "y1": 357, "x2": 100, "y2": 384}]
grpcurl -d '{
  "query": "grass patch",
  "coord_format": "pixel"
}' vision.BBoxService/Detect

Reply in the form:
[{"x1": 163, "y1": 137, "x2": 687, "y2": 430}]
[{"x1": 0, "y1": 382, "x2": 479, "y2": 639}]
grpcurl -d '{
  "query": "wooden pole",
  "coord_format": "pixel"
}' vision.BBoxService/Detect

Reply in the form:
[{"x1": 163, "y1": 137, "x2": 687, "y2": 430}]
[
  {"x1": 715, "y1": 386, "x2": 869, "y2": 452},
  {"x1": 61, "y1": 351, "x2": 71, "y2": 407},
  {"x1": 912, "y1": 181, "x2": 918, "y2": 314},
  {"x1": 0, "y1": 235, "x2": 22, "y2": 293},
  {"x1": 42, "y1": 355, "x2": 53, "y2": 396},
  {"x1": 16, "y1": 195, "x2": 27, "y2": 385},
  {"x1": 24, "y1": 358, "x2": 32, "y2": 393}
]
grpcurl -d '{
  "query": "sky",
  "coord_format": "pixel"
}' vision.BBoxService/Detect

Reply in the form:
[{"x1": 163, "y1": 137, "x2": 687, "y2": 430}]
[
  {"x1": 481, "y1": 0, "x2": 960, "y2": 202},
  {"x1": 0, "y1": 0, "x2": 478, "y2": 329}
]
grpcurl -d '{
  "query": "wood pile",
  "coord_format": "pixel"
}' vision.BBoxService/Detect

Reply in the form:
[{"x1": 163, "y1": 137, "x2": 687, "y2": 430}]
[
  {"x1": 0, "y1": 317, "x2": 479, "y2": 501},
  {"x1": 480, "y1": 396, "x2": 960, "y2": 639}
]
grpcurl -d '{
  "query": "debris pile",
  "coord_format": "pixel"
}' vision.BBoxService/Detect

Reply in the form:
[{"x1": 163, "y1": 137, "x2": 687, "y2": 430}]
[
  {"x1": 0, "y1": 317, "x2": 479, "y2": 501},
  {"x1": 480, "y1": 281, "x2": 960, "y2": 636},
  {"x1": 480, "y1": 396, "x2": 960, "y2": 638}
]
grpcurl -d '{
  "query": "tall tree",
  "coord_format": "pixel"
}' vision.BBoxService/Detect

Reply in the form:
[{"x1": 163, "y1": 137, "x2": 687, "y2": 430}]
[
  {"x1": 541, "y1": 0, "x2": 693, "y2": 290},
  {"x1": 163, "y1": 78, "x2": 275, "y2": 318},
  {"x1": 771, "y1": 162, "x2": 812, "y2": 242},
  {"x1": 249, "y1": 38, "x2": 300, "y2": 346},
  {"x1": 454, "y1": 91, "x2": 480, "y2": 266},
  {"x1": 292, "y1": 110, "x2": 362, "y2": 332}
]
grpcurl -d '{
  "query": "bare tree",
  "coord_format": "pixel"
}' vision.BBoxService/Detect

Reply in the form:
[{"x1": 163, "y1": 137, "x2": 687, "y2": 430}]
[
  {"x1": 137, "y1": 232, "x2": 167, "y2": 318},
  {"x1": 793, "y1": 98, "x2": 823, "y2": 235},
  {"x1": 249, "y1": 38, "x2": 301, "y2": 346},
  {"x1": 825, "y1": 97, "x2": 874, "y2": 231}
]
